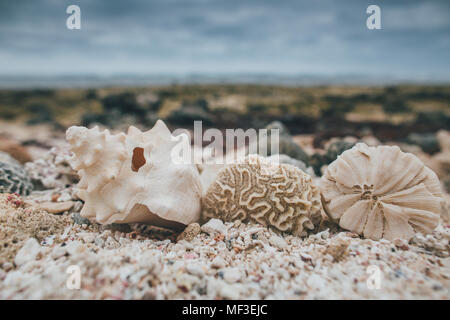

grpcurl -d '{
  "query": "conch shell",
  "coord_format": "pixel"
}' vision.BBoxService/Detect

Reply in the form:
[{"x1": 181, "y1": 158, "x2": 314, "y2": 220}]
[
  {"x1": 202, "y1": 154, "x2": 322, "y2": 236},
  {"x1": 66, "y1": 120, "x2": 202, "y2": 230},
  {"x1": 320, "y1": 143, "x2": 443, "y2": 240}
]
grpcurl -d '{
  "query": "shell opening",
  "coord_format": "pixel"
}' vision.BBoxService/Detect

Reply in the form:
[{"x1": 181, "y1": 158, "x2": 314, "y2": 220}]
[{"x1": 131, "y1": 147, "x2": 146, "y2": 172}]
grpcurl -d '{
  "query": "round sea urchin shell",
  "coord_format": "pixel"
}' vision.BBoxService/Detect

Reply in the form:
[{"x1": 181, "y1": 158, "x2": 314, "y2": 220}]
[
  {"x1": 319, "y1": 143, "x2": 443, "y2": 240},
  {"x1": 202, "y1": 155, "x2": 322, "y2": 236}
]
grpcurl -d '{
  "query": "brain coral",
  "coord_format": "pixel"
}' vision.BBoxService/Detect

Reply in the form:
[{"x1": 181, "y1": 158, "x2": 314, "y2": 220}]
[
  {"x1": 202, "y1": 154, "x2": 322, "y2": 236},
  {"x1": 320, "y1": 143, "x2": 443, "y2": 240}
]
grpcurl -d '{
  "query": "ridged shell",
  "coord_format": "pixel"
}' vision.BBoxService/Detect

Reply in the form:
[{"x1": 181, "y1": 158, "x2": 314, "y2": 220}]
[
  {"x1": 66, "y1": 120, "x2": 202, "y2": 229},
  {"x1": 319, "y1": 143, "x2": 443, "y2": 240},
  {"x1": 202, "y1": 154, "x2": 322, "y2": 236}
]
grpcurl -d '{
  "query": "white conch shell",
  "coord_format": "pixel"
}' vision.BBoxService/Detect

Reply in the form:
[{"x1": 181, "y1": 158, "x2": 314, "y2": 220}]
[
  {"x1": 66, "y1": 120, "x2": 202, "y2": 229},
  {"x1": 198, "y1": 162, "x2": 224, "y2": 196},
  {"x1": 202, "y1": 154, "x2": 322, "y2": 236},
  {"x1": 320, "y1": 143, "x2": 443, "y2": 240}
]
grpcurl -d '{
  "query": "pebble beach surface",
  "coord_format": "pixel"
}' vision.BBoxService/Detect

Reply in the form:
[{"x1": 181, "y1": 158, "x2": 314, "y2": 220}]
[{"x1": 0, "y1": 192, "x2": 449, "y2": 299}]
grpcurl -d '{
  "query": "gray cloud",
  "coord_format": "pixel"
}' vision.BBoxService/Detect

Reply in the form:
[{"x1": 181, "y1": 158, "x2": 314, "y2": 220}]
[{"x1": 0, "y1": 0, "x2": 449, "y2": 80}]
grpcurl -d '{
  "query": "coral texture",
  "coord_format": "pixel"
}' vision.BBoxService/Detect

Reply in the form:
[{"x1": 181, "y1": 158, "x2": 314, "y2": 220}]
[
  {"x1": 320, "y1": 143, "x2": 443, "y2": 240},
  {"x1": 66, "y1": 120, "x2": 202, "y2": 229},
  {"x1": 25, "y1": 147, "x2": 79, "y2": 190},
  {"x1": 0, "y1": 161, "x2": 33, "y2": 195},
  {"x1": 202, "y1": 155, "x2": 322, "y2": 236}
]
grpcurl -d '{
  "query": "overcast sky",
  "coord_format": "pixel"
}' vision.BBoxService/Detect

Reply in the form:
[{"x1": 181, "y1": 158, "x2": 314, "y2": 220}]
[{"x1": 0, "y1": 0, "x2": 449, "y2": 80}]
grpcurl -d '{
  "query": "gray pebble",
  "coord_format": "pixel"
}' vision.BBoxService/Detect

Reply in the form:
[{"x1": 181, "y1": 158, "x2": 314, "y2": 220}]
[{"x1": 72, "y1": 212, "x2": 91, "y2": 225}]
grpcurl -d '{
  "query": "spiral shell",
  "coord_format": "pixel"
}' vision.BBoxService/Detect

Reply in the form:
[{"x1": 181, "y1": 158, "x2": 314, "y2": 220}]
[{"x1": 66, "y1": 120, "x2": 202, "y2": 229}]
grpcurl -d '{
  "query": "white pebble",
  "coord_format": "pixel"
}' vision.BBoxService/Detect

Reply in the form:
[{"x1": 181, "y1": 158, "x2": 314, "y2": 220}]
[
  {"x1": 220, "y1": 284, "x2": 240, "y2": 299},
  {"x1": 223, "y1": 267, "x2": 241, "y2": 283},
  {"x1": 78, "y1": 232, "x2": 96, "y2": 243},
  {"x1": 186, "y1": 263, "x2": 204, "y2": 277},
  {"x1": 211, "y1": 256, "x2": 226, "y2": 269},
  {"x1": 94, "y1": 237, "x2": 104, "y2": 247},
  {"x1": 65, "y1": 240, "x2": 84, "y2": 255},
  {"x1": 269, "y1": 235, "x2": 287, "y2": 249},
  {"x1": 201, "y1": 219, "x2": 226, "y2": 235},
  {"x1": 119, "y1": 237, "x2": 131, "y2": 246},
  {"x1": 51, "y1": 246, "x2": 67, "y2": 260},
  {"x1": 307, "y1": 274, "x2": 327, "y2": 291},
  {"x1": 2, "y1": 262, "x2": 13, "y2": 271},
  {"x1": 14, "y1": 238, "x2": 40, "y2": 266}
]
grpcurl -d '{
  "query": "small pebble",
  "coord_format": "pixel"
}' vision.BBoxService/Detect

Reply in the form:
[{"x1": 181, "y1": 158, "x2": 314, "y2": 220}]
[
  {"x1": 211, "y1": 256, "x2": 226, "y2": 269},
  {"x1": 220, "y1": 284, "x2": 240, "y2": 299},
  {"x1": 269, "y1": 235, "x2": 287, "y2": 250},
  {"x1": 94, "y1": 237, "x2": 105, "y2": 248},
  {"x1": 14, "y1": 238, "x2": 40, "y2": 266},
  {"x1": 177, "y1": 223, "x2": 201, "y2": 242},
  {"x1": 78, "y1": 232, "x2": 96, "y2": 243},
  {"x1": 201, "y1": 219, "x2": 226, "y2": 235},
  {"x1": 186, "y1": 263, "x2": 204, "y2": 277},
  {"x1": 222, "y1": 267, "x2": 241, "y2": 284},
  {"x1": 72, "y1": 212, "x2": 91, "y2": 225},
  {"x1": 36, "y1": 201, "x2": 74, "y2": 214},
  {"x1": 51, "y1": 245, "x2": 67, "y2": 260},
  {"x1": 2, "y1": 262, "x2": 14, "y2": 271}
]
